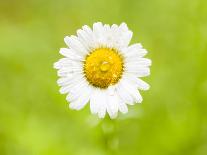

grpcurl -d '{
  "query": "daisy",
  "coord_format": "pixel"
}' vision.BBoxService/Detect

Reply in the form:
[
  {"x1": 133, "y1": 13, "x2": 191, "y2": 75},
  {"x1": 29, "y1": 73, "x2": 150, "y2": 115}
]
[{"x1": 54, "y1": 22, "x2": 151, "y2": 119}]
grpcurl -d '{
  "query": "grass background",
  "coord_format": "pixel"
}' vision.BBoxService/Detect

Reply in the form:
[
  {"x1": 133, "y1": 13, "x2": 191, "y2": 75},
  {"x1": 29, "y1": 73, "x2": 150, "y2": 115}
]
[{"x1": 0, "y1": 0, "x2": 207, "y2": 154}]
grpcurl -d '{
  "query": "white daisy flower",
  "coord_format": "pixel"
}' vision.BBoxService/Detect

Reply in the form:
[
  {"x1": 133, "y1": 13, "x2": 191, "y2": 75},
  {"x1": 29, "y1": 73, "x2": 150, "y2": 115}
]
[{"x1": 54, "y1": 22, "x2": 151, "y2": 119}]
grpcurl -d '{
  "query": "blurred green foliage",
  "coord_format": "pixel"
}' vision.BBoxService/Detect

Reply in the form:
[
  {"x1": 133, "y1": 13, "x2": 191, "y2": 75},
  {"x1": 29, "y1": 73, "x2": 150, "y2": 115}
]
[{"x1": 0, "y1": 0, "x2": 207, "y2": 155}]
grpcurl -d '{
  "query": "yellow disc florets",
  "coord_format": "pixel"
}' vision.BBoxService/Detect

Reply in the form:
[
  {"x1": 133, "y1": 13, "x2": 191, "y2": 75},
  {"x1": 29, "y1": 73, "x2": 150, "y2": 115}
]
[{"x1": 84, "y1": 48, "x2": 124, "y2": 88}]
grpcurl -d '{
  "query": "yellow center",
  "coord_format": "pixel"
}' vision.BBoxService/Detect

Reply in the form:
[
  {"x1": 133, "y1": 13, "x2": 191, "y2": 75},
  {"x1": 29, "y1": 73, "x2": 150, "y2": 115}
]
[{"x1": 84, "y1": 48, "x2": 124, "y2": 88}]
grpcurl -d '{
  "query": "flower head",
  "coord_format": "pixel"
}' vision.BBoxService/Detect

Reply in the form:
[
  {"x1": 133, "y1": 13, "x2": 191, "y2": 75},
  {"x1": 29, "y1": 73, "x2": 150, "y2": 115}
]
[{"x1": 54, "y1": 22, "x2": 151, "y2": 119}]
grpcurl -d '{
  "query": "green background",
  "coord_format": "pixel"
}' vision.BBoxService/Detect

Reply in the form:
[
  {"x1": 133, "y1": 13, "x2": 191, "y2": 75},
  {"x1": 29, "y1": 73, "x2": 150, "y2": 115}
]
[{"x1": 0, "y1": 0, "x2": 207, "y2": 155}]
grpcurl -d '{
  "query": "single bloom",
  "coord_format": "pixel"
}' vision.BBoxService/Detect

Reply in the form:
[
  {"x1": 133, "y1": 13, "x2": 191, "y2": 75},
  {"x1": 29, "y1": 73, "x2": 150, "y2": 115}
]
[{"x1": 54, "y1": 22, "x2": 151, "y2": 119}]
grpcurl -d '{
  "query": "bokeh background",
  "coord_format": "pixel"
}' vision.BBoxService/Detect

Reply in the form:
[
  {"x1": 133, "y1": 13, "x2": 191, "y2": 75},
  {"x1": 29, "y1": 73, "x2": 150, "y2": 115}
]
[{"x1": 1, "y1": 0, "x2": 207, "y2": 155}]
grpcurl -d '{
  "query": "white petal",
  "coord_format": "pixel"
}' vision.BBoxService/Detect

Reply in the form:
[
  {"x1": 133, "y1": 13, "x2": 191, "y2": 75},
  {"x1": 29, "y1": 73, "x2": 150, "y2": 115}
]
[
  {"x1": 118, "y1": 101, "x2": 128, "y2": 114},
  {"x1": 59, "y1": 48, "x2": 83, "y2": 61},
  {"x1": 123, "y1": 31, "x2": 133, "y2": 47},
  {"x1": 118, "y1": 23, "x2": 133, "y2": 48},
  {"x1": 57, "y1": 66, "x2": 82, "y2": 76},
  {"x1": 82, "y1": 25, "x2": 94, "y2": 42},
  {"x1": 59, "y1": 76, "x2": 85, "y2": 94},
  {"x1": 111, "y1": 24, "x2": 119, "y2": 30},
  {"x1": 125, "y1": 58, "x2": 152, "y2": 67},
  {"x1": 103, "y1": 24, "x2": 117, "y2": 48},
  {"x1": 58, "y1": 72, "x2": 67, "y2": 77},
  {"x1": 68, "y1": 79, "x2": 88, "y2": 94},
  {"x1": 120, "y1": 78, "x2": 143, "y2": 103},
  {"x1": 55, "y1": 58, "x2": 83, "y2": 78},
  {"x1": 124, "y1": 74, "x2": 150, "y2": 90},
  {"x1": 69, "y1": 86, "x2": 92, "y2": 110},
  {"x1": 77, "y1": 29, "x2": 93, "y2": 51},
  {"x1": 116, "y1": 83, "x2": 134, "y2": 105},
  {"x1": 54, "y1": 60, "x2": 65, "y2": 69},
  {"x1": 66, "y1": 81, "x2": 89, "y2": 101},
  {"x1": 102, "y1": 24, "x2": 110, "y2": 46},
  {"x1": 57, "y1": 73, "x2": 83, "y2": 86},
  {"x1": 122, "y1": 43, "x2": 147, "y2": 58},
  {"x1": 106, "y1": 92, "x2": 119, "y2": 119},
  {"x1": 104, "y1": 22, "x2": 133, "y2": 49},
  {"x1": 54, "y1": 58, "x2": 81, "y2": 70},
  {"x1": 97, "y1": 90, "x2": 107, "y2": 118},
  {"x1": 57, "y1": 77, "x2": 71, "y2": 86},
  {"x1": 82, "y1": 25, "x2": 93, "y2": 33},
  {"x1": 125, "y1": 66, "x2": 150, "y2": 77},
  {"x1": 90, "y1": 88, "x2": 100, "y2": 114},
  {"x1": 119, "y1": 23, "x2": 129, "y2": 31},
  {"x1": 93, "y1": 22, "x2": 104, "y2": 38},
  {"x1": 64, "y1": 36, "x2": 88, "y2": 56},
  {"x1": 57, "y1": 68, "x2": 82, "y2": 77}
]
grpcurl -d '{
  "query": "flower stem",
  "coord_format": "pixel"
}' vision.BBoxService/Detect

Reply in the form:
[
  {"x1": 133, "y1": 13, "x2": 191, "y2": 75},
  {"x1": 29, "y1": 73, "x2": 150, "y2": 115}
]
[{"x1": 101, "y1": 118, "x2": 119, "y2": 155}]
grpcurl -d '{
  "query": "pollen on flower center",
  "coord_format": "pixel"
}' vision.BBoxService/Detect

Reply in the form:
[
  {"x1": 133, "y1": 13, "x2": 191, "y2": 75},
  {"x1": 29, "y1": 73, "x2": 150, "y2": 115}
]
[{"x1": 84, "y1": 48, "x2": 124, "y2": 88}]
